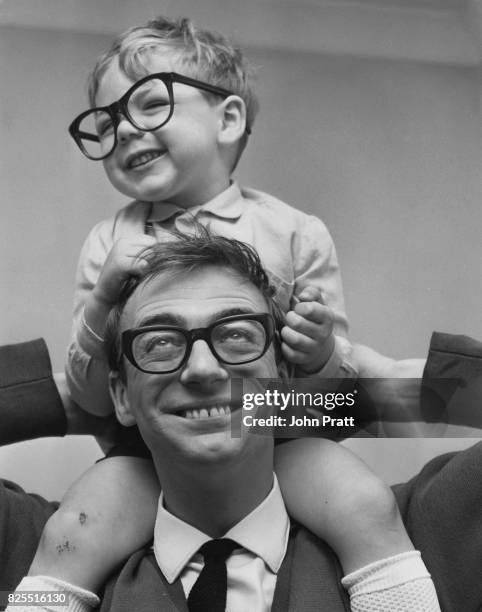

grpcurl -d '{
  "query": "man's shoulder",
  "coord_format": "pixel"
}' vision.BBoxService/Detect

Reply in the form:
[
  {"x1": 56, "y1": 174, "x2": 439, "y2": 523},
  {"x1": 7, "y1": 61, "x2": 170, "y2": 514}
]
[
  {"x1": 0, "y1": 479, "x2": 58, "y2": 593},
  {"x1": 0, "y1": 478, "x2": 58, "y2": 522},
  {"x1": 392, "y1": 443, "x2": 482, "y2": 611},
  {"x1": 393, "y1": 442, "x2": 482, "y2": 516}
]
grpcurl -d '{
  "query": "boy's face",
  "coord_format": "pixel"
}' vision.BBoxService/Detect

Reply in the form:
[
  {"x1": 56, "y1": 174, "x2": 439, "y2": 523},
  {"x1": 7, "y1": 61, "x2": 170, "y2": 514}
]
[{"x1": 96, "y1": 55, "x2": 230, "y2": 207}]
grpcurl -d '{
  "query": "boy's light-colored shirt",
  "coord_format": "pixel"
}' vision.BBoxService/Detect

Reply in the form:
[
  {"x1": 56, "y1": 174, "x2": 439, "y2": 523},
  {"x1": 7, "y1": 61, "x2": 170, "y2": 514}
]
[{"x1": 67, "y1": 182, "x2": 355, "y2": 413}]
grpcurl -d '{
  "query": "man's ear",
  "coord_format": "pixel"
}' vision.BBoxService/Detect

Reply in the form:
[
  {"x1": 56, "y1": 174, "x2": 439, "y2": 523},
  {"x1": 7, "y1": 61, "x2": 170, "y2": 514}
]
[
  {"x1": 277, "y1": 359, "x2": 291, "y2": 383},
  {"x1": 109, "y1": 371, "x2": 137, "y2": 427},
  {"x1": 217, "y1": 95, "x2": 247, "y2": 146},
  {"x1": 273, "y1": 332, "x2": 292, "y2": 382}
]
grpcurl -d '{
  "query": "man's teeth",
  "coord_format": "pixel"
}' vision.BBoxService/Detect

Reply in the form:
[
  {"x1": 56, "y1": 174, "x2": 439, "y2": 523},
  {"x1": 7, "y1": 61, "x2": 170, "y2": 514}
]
[
  {"x1": 183, "y1": 406, "x2": 231, "y2": 419},
  {"x1": 129, "y1": 151, "x2": 161, "y2": 168}
]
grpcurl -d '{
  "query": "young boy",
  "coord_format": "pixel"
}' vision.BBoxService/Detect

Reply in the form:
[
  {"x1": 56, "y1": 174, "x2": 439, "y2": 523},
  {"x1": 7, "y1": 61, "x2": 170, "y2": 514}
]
[{"x1": 16, "y1": 16, "x2": 440, "y2": 611}]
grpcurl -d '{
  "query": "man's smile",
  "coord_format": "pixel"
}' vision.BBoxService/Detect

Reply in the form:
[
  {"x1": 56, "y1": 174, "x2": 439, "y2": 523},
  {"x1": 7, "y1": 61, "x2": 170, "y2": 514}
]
[
  {"x1": 165, "y1": 401, "x2": 240, "y2": 420},
  {"x1": 184, "y1": 405, "x2": 231, "y2": 419}
]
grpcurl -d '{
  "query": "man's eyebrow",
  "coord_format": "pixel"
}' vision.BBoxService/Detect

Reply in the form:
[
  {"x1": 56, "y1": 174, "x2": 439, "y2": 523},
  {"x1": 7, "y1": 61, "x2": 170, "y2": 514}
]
[
  {"x1": 138, "y1": 313, "x2": 184, "y2": 327},
  {"x1": 215, "y1": 307, "x2": 257, "y2": 319},
  {"x1": 137, "y1": 308, "x2": 259, "y2": 329}
]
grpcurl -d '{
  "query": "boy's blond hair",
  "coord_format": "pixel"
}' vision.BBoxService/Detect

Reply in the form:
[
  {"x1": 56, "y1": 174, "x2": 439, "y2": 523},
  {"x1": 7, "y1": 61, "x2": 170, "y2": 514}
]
[{"x1": 87, "y1": 16, "x2": 259, "y2": 167}]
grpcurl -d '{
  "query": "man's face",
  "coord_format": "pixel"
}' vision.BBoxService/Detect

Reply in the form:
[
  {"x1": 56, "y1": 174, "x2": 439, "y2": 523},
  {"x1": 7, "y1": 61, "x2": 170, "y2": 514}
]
[{"x1": 110, "y1": 265, "x2": 279, "y2": 465}]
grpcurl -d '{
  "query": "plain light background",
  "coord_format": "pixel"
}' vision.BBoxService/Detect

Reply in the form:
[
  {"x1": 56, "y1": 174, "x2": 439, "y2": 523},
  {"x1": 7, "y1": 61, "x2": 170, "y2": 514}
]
[{"x1": 1, "y1": 1, "x2": 481, "y2": 499}]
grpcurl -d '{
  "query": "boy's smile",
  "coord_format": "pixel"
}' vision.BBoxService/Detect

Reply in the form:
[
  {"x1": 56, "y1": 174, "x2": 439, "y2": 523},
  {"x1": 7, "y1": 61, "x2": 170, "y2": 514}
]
[
  {"x1": 125, "y1": 149, "x2": 166, "y2": 171},
  {"x1": 96, "y1": 56, "x2": 231, "y2": 208}
]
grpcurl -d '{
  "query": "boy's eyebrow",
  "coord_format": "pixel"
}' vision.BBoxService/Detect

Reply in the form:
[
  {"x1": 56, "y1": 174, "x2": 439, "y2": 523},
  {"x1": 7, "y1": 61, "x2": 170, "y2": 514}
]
[{"x1": 137, "y1": 308, "x2": 259, "y2": 329}]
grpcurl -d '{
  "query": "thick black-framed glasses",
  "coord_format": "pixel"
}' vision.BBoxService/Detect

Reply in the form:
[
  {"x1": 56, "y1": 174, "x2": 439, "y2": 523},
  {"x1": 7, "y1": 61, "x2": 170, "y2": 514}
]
[
  {"x1": 69, "y1": 71, "x2": 247, "y2": 161},
  {"x1": 122, "y1": 313, "x2": 276, "y2": 374}
]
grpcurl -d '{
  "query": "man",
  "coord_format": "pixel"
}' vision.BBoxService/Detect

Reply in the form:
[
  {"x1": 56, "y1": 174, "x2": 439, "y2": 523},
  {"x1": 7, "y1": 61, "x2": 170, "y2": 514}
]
[
  {"x1": 1, "y1": 232, "x2": 481, "y2": 611},
  {"x1": 2, "y1": 234, "x2": 354, "y2": 612}
]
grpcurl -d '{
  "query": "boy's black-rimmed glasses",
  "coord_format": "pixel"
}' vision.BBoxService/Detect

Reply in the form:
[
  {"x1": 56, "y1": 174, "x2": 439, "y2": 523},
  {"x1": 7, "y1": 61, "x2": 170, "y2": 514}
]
[
  {"x1": 69, "y1": 71, "x2": 248, "y2": 161},
  {"x1": 121, "y1": 313, "x2": 276, "y2": 374}
]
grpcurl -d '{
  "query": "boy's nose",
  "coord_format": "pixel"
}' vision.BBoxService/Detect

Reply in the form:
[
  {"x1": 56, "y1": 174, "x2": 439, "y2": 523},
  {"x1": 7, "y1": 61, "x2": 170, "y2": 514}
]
[
  {"x1": 117, "y1": 115, "x2": 143, "y2": 143},
  {"x1": 179, "y1": 340, "x2": 229, "y2": 387}
]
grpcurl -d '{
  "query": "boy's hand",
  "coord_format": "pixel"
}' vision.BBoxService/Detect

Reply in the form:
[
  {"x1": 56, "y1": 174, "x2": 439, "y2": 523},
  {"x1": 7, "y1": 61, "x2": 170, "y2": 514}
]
[
  {"x1": 281, "y1": 286, "x2": 335, "y2": 373},
  {"x1": 93, "y1": 235, "x2": 157, "y2": 306}
]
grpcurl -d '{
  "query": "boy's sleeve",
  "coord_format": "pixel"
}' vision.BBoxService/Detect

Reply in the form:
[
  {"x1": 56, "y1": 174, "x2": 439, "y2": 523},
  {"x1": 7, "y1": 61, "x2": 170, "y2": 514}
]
[
  {"x1": 292, "y1": 214, "x2": 357, "y2": 380},
  {"x1": 65, "y1": 220, "x2": 116, "y2": 416},
  {"x1": 0, "y1": 339, "x2": 67, "y2": 446},
  {"x1": 65, "y1": 204, "x2": 150, "y2": 416}
]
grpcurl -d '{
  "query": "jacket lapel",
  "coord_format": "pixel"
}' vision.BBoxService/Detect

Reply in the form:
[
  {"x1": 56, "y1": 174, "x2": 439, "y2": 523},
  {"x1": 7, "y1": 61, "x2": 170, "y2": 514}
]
[
  {"x1": 99, "y1": 550, "x2": 187, "y2": 612},
  {"x1": 272, "y1": 525, "x2": 350, "y2": 612}
]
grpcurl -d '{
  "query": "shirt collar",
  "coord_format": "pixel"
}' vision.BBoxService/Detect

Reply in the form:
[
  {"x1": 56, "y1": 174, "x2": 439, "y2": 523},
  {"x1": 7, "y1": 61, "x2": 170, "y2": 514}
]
[
  {"x1": 147, "y1": 182, "x2": 243, "y2": 224},
  {"x1": 153, "y1": 475, "x2": 289, "y2": 583}
]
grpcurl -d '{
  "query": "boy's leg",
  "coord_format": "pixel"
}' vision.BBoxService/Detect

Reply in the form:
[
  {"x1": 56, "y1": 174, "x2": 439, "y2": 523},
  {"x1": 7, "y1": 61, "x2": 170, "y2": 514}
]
[
  {"x1": 28, "y1": 456, "x2": 160, "y2": 592},
  {"x1": 275, "y1": 439, "x2": 441, "y2": 611},
  {"x1": 274, "y1": 438, "x2": 413, "y2": 573}
]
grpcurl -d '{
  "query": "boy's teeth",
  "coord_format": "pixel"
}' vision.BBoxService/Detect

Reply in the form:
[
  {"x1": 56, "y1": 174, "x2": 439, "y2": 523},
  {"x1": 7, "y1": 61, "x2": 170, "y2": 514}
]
[
  {"x1": 182, "y1": 406, "x2": 231, "y2": 419},
  {"x1": 130, "y1": 151, "x2": 161, "y2": 168}
]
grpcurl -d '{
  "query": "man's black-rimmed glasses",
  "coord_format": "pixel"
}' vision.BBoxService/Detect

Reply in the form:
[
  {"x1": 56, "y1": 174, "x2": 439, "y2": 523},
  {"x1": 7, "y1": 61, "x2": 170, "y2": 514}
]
[
  {"x1": 122, "y1": 313, "x2": 276, "y2": 374},
  {"x1": 69, "y1": 71, "x2": 248, "y2": 161}
]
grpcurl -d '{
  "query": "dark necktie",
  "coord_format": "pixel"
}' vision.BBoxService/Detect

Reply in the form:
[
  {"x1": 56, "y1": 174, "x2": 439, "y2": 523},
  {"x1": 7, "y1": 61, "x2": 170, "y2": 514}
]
[{"x1": 187, "y1": 538, "x2": 238, "y2": 612}]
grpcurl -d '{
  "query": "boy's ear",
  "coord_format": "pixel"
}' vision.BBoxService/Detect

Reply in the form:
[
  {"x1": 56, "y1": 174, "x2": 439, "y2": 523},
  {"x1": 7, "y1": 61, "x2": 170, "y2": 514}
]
[
  {"x1": 109, "y1": 371, "x2": 137, "y2": 427},
  {"x1": 217, "y1": 95, "x2": 247, "y2": 146}
]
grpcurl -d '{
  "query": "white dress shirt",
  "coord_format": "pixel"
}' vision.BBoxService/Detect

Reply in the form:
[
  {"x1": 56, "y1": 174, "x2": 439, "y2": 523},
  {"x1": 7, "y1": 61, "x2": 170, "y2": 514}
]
[{"x1": 153, "y1": 475, "x2": 290, "y2": 612}]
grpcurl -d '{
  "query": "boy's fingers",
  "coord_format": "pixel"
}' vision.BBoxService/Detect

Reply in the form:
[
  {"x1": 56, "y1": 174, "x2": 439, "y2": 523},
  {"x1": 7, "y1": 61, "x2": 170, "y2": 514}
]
[
  {"x1": 281, "y1": 325, "x2": 321, "y2": 352},
  {"x1": 297, "y1": 286, "x2": 323, "y2": 303},
  {"x1": 115, "y1": 236, "x2": 157, "y2": 264},
  {"x1": 288, "y1": 304, "x2": 333, "y2": 327},
  {"x1": 281, "y1": 342, "x2": 313, "y2": 365},
  {"x1": 129, "y1": 255, "x2": 151, "y2": 275},
  {"x1": 139, "y1": 234, "x2": 158, "y2": 247},
  {"x1": 114, "y1": 235, "x2": 157, "y2": 253}
]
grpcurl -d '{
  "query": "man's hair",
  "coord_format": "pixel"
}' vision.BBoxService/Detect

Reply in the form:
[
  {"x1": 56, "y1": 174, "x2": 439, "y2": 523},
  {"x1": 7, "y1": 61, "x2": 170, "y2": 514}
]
[
  {"x1": 87, "y1": 15, "x2": 259, "y2": 167},
  {"x1": 105, "y1": 227, "x2": 284, "y2": 378}
]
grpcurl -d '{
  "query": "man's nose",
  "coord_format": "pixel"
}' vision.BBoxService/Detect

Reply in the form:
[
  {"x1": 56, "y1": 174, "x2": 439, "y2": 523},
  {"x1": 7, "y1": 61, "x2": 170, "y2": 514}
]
[{"x1": 179, "y1": 340, "x2": 229, "y2": 386}]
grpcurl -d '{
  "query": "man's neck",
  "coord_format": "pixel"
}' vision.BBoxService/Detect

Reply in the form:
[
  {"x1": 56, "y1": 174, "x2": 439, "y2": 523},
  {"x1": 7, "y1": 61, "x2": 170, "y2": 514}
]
[{"x1": 154, "y1": 449, "x2": 274, "y2": 537}]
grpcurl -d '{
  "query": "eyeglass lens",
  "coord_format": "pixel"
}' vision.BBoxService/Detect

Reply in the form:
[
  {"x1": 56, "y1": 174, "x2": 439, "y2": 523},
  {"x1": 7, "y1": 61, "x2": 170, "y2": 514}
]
[
  {"x1": 77, "y1": 77, "x2": 172, "y2": 159},
  {"x1": 131, "y1": 319, "x2": 268, "y2": 373}
]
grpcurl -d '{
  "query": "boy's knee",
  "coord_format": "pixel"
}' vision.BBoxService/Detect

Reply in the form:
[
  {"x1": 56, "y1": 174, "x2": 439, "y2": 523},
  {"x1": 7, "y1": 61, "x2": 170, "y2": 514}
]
[
  {"x1": 36, "y1": 507, "x2": 97, "y2": 561},
  {"x1": 30, "y1": 507, "x2": 116, "y2": 591},
  {"x1": 328, "y1": 473, "x2": 402, "y2": 548},
  {"x1": 332, "y1": 475, "x2": 412, "y2": 574},
  {"x1": 350, "y1": 474, "x2": 399, "y2": 528}
]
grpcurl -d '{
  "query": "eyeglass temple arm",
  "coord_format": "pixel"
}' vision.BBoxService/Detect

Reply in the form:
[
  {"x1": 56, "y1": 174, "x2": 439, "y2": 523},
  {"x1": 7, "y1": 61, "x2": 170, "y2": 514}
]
[
  {"x1": 76, "y1": 130, "x2": 100, "y2": 143},
  {"x1": 172, "y1": 73, "x2": 252, "y2": 135}
]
